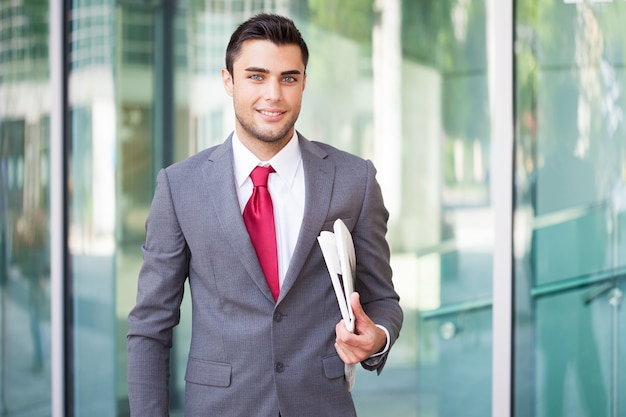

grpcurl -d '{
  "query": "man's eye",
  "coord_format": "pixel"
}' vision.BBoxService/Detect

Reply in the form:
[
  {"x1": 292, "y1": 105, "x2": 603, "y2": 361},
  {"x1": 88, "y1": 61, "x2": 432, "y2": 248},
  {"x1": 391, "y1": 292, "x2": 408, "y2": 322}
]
[
  {"x1": 283, "y1": 76, "x2": 296, "y2": 83},
  {"x1": 250, "y1": 74, "x2": 263, "y2": 81}
]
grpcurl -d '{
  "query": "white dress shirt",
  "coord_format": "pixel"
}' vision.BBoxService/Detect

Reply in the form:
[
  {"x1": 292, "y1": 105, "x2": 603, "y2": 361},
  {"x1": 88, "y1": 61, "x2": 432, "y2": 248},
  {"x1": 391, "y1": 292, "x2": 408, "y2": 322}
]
[{"x1": 232, "y1": 131, "x2": 305, "y2": 287}]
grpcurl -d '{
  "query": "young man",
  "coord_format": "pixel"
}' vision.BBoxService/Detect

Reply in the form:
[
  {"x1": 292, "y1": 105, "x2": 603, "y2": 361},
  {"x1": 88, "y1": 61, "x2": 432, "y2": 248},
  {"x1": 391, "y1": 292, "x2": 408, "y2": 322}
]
[{"x1": 127, "y1": 13, "x2": 403, "y2": 417}]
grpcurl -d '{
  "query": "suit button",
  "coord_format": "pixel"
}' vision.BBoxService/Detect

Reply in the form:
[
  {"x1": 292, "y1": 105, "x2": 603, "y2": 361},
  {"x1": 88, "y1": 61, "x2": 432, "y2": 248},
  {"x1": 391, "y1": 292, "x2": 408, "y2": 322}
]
[
  {"x1": 273, "y1": 311, "x2": 283, "y2": 322},
  {"x1": 275, "y1": 362, "x2": 285, "y2": 373}
]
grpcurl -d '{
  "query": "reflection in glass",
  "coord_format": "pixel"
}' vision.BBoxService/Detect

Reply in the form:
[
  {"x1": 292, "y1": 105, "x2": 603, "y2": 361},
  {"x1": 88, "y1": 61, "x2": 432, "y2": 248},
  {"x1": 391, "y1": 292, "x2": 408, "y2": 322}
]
[
  {"x1": 514, "y1": 1, "x2": 626, "y2": 416},
  {"x1": 69, "y1": 0, "x2": 117, "y2": 415},
  {"x1": 0, "y1": 0, "x2": 507, "y2": 416},
  {"x1": 0, "y1": 1, "x2": 52, "y2": 415},
  {"x1": 165, "y1": 2, "x2": 494, "y2": 417},
  {"x1": 60, "y1": 1, "x2": 497, "y2": 416}
]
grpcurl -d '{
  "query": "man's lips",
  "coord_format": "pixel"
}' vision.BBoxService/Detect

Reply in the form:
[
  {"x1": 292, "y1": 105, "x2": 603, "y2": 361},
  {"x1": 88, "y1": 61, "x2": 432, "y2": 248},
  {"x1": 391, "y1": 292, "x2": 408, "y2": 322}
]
[{"x1": 258, "y1": 109, "x2": 286, "y2": 118}]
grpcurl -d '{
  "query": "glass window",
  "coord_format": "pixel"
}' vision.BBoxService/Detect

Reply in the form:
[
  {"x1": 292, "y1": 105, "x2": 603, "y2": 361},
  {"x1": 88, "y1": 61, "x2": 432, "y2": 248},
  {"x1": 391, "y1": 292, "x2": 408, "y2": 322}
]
[
  {"x1": 403, "y1": 2, "x2": 494, "y2": 416},
  {"x1": 0, "y1": 1, "x2": 52, "y2": 415},
  {"x1": 70, "y1": 1, "x2": 499, "y2": 416},
  {"x1": 514, "y1": 1, "x2": 626, "y2": 416},
  {"x1": 165, "y1": 2, "x2": 496, "y2": 417},
  {"x1": 68, "y1": 0, "x2": 119, "y2": 415}
]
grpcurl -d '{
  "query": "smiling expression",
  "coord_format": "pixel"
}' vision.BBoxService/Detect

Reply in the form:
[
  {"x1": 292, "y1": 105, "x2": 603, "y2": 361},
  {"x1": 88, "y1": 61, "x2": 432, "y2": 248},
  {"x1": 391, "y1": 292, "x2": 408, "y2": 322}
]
[{"x1": 222, "y1": 39, "x2": 307, "y2": 160}]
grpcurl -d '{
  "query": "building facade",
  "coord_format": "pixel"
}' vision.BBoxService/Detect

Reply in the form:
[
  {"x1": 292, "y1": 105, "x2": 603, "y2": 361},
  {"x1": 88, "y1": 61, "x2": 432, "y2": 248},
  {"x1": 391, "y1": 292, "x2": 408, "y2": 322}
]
[{"x1": 0, "y1": 0, "x2": 625, "y2": 416}]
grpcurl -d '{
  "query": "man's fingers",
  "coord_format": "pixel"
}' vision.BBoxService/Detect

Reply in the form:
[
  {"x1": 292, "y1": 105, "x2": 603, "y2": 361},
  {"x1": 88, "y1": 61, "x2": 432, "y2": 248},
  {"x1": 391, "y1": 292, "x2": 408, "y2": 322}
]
[{"x1": 349, "y1": 292, "x2": 364, "y2": 319}]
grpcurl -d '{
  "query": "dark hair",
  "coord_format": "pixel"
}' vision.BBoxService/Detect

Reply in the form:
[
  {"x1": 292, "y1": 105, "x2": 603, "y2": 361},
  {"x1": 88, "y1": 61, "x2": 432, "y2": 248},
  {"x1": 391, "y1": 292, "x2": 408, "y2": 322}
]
[{"x1": 225, "y1": 13, "x2": 309, "y2": 76}]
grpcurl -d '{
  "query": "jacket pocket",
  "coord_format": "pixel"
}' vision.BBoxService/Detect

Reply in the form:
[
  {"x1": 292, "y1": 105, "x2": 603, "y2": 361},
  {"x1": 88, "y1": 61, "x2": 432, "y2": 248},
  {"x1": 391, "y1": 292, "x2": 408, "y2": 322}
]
[
  {"x1": 322, "y1": 353, "x2": 346, "y2": 380},
  {"x1": 185, "y1": 357, "x2": 232, "y2": 387}
]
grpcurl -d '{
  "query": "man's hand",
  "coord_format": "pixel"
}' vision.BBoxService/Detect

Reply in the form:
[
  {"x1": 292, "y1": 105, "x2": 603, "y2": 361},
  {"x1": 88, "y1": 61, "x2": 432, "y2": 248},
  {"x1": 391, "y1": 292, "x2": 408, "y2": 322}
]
[{"x1": 334, "y1": 292, "x2": 387, "y2": 365}]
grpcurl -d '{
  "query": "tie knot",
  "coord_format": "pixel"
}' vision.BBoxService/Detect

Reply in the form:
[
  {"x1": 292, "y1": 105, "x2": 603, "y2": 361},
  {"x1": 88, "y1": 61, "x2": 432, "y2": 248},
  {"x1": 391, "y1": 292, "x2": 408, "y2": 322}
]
[{"x1": 250, "y1": 165, "x2": 274, "y2": 187}]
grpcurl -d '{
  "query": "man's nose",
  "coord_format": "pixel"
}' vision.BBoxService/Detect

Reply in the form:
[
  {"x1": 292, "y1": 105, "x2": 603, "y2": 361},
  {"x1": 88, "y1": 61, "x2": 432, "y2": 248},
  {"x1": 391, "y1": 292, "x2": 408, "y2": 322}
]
[{"x1": 264, "y1": 78, "x2": 282, "y2": 101}]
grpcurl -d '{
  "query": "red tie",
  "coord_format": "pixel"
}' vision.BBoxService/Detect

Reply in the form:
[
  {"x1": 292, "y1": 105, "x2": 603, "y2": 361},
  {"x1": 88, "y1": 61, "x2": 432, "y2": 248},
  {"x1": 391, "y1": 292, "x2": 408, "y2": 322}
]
[{"x1": 243, "y1": 166, "x2": 279, "y2": 301}]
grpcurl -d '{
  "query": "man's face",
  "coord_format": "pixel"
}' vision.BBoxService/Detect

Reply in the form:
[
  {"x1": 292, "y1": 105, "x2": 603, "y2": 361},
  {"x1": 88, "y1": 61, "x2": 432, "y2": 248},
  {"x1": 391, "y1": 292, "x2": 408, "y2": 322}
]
[{"x1": 222, "y1": 39, "x2": 306, "y2": 155}]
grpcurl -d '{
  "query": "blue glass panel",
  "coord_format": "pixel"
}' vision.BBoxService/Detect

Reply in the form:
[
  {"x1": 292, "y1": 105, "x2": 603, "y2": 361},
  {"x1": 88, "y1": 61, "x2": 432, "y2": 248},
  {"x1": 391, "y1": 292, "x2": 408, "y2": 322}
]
[
  {"x1": 0, "y1": 1, "x2": 52, "y2": 415},
  {"x1": 514, "y1": 2, "x2": 626, "y2": 416}
]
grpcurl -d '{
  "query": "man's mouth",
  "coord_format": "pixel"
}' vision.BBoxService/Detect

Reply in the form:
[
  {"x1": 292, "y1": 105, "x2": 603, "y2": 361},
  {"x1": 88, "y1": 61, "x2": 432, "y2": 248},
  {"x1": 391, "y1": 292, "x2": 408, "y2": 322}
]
[{"x1": 259, "y1": 110, "x2": 285, "y2": 117}]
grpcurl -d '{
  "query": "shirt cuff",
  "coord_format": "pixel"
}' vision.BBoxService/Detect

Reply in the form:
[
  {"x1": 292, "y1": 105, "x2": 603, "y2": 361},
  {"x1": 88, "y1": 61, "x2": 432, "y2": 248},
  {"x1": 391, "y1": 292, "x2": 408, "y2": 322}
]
[{"x1": 368, "y1": 324, "x2": 390, "y2": 359}]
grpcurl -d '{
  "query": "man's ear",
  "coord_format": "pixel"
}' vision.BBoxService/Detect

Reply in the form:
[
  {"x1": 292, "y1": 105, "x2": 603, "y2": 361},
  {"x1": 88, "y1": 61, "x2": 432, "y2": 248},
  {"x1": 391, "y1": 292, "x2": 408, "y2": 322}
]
[{"x1": 222, "y1": 68, "x2": 233, "y2": 97}]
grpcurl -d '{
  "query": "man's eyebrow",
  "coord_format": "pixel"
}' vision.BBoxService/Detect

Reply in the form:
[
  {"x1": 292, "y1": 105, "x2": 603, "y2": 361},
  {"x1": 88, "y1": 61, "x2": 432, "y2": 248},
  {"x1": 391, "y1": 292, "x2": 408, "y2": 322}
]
[
  {"x1": 244, "y1": 67, "x2": 269, "y2": 73},
  {"x1": 244, "y1": 67, "x2": 302, "y2": 76}
]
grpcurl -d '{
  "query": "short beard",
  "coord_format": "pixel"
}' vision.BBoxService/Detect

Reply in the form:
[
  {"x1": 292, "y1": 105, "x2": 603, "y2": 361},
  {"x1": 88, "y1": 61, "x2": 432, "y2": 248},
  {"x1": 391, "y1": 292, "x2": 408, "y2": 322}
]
[{"x1": 235, "y1": 113, "x2": 298, "y2": 144}]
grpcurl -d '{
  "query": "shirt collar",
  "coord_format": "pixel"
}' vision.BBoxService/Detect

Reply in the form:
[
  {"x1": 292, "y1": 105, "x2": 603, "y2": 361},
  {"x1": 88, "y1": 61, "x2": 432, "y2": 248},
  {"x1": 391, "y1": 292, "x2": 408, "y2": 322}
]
[{"x1": 232, "y1": 131, "x2": 302, "y2": 188}]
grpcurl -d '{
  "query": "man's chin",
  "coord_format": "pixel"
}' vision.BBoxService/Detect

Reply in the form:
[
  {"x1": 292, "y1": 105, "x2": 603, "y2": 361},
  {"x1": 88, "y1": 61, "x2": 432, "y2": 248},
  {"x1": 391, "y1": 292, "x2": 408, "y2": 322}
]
[
  {"x1": 252, "y1": 127, "x2": 294, "y2": 144},
  {"x1": 236, "y1": 117, "x2": 296, "y2": 144}
]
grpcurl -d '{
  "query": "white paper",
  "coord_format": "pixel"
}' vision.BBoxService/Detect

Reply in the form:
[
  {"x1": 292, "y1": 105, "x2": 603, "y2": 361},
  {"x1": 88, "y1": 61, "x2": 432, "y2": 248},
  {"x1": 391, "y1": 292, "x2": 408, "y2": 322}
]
[{"x1": 317, "y1": 219, "x2": 357, "y2": 391}]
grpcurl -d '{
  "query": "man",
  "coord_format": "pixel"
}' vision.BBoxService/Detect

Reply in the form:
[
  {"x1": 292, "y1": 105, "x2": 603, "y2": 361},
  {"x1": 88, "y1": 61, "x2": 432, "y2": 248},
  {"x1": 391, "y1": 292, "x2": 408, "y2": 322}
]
[{"x1": 127, "y1": 13, "x2": 402, "y2": 417}]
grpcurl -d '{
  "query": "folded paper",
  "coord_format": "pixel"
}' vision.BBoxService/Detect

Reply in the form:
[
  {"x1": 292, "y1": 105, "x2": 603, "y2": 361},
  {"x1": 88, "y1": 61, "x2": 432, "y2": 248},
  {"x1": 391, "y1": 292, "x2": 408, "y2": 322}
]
[{"x1": 317, "y1": 219, "x2": 356, "y2": 391}]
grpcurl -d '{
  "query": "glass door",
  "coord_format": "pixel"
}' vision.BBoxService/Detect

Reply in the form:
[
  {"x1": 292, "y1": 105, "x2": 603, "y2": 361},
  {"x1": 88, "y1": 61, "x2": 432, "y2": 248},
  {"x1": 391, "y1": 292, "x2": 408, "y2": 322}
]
[
  {"x1": 66, "y1": 0, "x2": 502, "y2": 415},
  {"x1": 169, "y1": 1, "x2": 498, "y2": 416},
  {"x1": 514, "y1": 1, "x2": 626, "y2": 416},
  {"x1": 409, "y1": 1, "x2": 496, "y2": 416},
  {"x1": 0, "y1": 1, "x2": 53, "y2": 415}
]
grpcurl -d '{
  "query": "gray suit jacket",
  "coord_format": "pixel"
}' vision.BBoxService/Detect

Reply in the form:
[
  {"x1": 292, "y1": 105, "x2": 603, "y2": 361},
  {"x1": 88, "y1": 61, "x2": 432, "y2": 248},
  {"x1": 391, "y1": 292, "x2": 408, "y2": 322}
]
[{"x1": 127, "y1": 133, "x2": 403, "y2": 417}]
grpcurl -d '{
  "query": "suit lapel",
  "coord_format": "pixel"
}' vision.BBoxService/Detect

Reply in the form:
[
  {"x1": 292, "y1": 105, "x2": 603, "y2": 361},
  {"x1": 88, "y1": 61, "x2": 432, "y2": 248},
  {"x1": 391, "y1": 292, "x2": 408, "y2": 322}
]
[
  {"x1": 202, "y1": 136, "x2": 275, "y2": 302},
  {"x1": 278, "y1": 136, "x2": 334, "y2": 301}
]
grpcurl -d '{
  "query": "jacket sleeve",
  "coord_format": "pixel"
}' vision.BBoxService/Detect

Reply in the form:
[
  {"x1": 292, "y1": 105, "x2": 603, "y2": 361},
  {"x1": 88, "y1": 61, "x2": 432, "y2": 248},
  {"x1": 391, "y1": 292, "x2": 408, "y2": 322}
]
[
  {"x1": 353, "y1": 160, "x2": 403, "y2": 374},
  {"x1": 127, "y1": 168, "x2": 189, "y2": 416}
]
